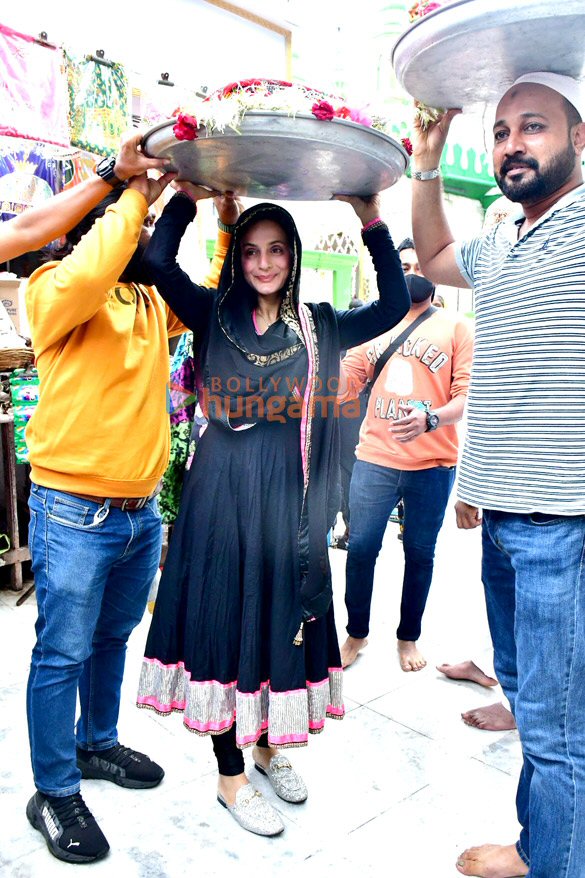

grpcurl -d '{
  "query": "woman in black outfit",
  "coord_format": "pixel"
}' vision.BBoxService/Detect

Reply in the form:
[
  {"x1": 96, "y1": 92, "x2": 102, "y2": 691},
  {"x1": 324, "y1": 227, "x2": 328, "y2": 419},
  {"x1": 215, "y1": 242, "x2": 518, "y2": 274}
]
[{"x1": 137, "y1": 185, "x2": 409, "y2": 836}]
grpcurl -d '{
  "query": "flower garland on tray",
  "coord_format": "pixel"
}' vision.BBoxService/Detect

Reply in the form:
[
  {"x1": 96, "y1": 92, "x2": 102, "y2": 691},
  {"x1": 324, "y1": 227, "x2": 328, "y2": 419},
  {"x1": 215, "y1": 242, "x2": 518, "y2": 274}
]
[
  {"x1": 170, "y1": 79, "x2": 410, "y2": 153},
  {"x1": 407, "y1": 1, "x2": 450, "y2": 128},
  {"x1": 408, "y1": 1, "x2": 443, "y2": 21}
]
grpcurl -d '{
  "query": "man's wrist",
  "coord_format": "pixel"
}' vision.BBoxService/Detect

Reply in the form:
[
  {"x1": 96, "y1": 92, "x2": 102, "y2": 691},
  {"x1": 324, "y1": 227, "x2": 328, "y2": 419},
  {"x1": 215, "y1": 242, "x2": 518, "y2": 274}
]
[
  {"x1": 96, "y1": 156, "x2": 125, "y2": 188},
  {"x1": 112, "y1": 159, "x2": 130, "y2": 182},
  {"x1": 411, "y1": 154, "x2": 442, "y2": 172},
  {"x1": 411, "y1": 167, "x2": 441, "y2": 181}
]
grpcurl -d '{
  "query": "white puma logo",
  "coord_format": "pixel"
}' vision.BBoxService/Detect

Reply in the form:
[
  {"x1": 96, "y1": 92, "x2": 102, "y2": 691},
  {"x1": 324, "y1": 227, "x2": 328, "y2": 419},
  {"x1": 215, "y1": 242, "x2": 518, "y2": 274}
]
[{"x1": 67, "y1": 840, "x2": 80, "y2": 848}]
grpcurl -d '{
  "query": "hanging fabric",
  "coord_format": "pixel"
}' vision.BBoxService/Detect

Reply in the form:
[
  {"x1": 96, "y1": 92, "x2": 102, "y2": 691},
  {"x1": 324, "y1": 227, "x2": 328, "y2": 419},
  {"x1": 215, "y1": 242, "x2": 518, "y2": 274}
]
[
  {"x1": 0, "y1": 23, "x2": 70, "y2": 147},
  {"x1": 0, "y1": 141, "x2": 60, "y2": 222},
  {"x1": 66, "y1": 52, "x2": 130, "y2": 157}
]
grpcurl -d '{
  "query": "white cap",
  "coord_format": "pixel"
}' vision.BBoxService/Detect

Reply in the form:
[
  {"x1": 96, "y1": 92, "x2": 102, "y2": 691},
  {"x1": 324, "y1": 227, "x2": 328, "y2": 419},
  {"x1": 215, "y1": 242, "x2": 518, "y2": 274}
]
[{"x1": 512, "y1": 72, "x2": 584, "y2": 119}]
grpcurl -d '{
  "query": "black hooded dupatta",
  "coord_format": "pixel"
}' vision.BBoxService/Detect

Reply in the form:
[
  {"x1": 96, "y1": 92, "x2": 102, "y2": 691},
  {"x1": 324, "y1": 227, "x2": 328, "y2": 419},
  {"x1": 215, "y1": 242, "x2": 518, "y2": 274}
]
[
  {"x1": 202, "y1": 202, "x2": 343, "y2": 626},
  {"x1": 138, "y1": 193, "x2": 409, "y2": 746}
]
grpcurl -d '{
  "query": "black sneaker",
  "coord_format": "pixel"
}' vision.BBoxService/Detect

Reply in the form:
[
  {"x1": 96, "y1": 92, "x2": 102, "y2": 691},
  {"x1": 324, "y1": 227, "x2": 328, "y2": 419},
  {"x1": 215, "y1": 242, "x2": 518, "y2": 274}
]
[
  {"x1": 26, "y1": 791, "x2": 109, "y2": 863},
  {"x1": 77, "y1": 743, "x2": 164, "y2": 789}
]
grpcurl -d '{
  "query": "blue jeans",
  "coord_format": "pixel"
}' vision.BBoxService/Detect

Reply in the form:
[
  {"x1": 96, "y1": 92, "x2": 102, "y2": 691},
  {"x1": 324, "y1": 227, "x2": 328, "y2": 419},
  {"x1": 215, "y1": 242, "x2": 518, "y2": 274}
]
[
  {"x1": 344, "y1": 460, "x2": 455, "y2": 641},
  {"x1": 482, "y1": 510, "x2": 585, "y2": 877},
  {"x1": 27, "y1": 484, "x2": 162, "y2": 797}
]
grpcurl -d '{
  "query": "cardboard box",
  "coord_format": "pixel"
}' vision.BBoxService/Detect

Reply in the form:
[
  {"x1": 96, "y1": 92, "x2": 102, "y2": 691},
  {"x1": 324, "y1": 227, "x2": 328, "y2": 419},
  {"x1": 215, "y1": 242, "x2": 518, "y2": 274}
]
[{"x1": 0, "y1": 278, "x2": 30, "y2": 338}]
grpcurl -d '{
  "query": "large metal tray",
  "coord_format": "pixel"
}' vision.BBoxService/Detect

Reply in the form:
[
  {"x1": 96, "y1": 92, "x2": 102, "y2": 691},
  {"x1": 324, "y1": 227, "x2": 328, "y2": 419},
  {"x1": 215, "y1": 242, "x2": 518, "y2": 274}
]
[
  {"x1": 392, "y1": 0, "x2": 585, "y2": 112},
  {"x1": 142, "y1": 111, "x2": 409, "y2": 200}
]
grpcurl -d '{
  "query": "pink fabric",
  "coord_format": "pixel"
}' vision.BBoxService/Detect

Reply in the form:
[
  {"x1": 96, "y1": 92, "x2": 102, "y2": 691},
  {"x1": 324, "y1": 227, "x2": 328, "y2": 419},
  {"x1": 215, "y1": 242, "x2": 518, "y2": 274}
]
[
  {"x1": 184, "y1": 715, "x2": 236, "y2": 733},
  {"x1": 308, "y1": 720, "x2": 325, "y2": 731},
  {"x1": 306, "y1": 679, "x2": 328, "y2": 689},
  {"x1": 142, "y1": 657, "x2": 330, "y2": 697},
  {"x1": 142, "y1": 656, "x2": 185, "y2": 669},
  {"x1": 235, "y1": 723, "x2": 270, "y2": 746},
  {"x1": 255, "y1": 732, "x2": 308, "y2": 746},
  {"x1": 251, "y1": 309, "x2": 262, "y2": 334},
  {"x1": 298, "y1": 303, "x2": 315, "y2": 484},
  {"x1": 137, "y1": 694, "x2": 186, "y2": 712},
  {"x1": 138, "y1": 658, "x2": 344, "y2": 743},
  {"x1": 325, "y1": 705, "x2": 345, "y2": 717},
  {"x1": 0, "y1": 24, "x2": 70, "y2": 147},
  {"x1": 361, "y1": 216, "x2": 383, "y2": 233}
]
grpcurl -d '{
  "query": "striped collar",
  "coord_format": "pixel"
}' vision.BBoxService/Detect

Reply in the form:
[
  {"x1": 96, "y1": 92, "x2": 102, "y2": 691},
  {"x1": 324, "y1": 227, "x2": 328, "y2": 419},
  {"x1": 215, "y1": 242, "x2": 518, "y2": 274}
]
[{"x1": 504, "y1": 181, "x2": 585, "y2": 241}]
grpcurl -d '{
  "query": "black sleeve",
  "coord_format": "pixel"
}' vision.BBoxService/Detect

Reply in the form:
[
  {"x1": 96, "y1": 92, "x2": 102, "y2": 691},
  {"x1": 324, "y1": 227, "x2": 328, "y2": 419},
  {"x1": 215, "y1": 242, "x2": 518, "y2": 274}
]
[
  {"x1": 335, "y1": 223, "x2": 410, "y2": 351},
  {"x1": 142, "y1": 193, "x2": 215, "y2": 334}
]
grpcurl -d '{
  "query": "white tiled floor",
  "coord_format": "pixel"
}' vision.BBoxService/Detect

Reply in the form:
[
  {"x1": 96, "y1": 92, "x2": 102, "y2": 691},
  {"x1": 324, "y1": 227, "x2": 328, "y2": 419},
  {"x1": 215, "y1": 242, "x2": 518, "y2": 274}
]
[{"x1": 0, "y1": 512, "x2": 521, "y2": 877}]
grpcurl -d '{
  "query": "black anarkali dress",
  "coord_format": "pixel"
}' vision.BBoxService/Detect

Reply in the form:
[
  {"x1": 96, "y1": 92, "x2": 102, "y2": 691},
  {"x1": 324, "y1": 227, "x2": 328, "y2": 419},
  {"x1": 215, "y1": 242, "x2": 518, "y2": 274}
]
[{"x1": 137, "y1": 196, "x2": 409, "y2": 747}]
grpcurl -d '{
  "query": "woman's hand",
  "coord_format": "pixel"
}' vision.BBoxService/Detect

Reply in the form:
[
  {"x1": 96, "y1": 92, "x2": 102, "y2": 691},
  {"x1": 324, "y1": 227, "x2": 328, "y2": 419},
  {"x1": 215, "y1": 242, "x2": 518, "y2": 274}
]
[
  {"x1": 171, "y1": 180, "x2": 220, "y2": 202},
  {"x1": 412, "y1": 106, "x2": 461, "y2": 171},
  {"x1": 213, "y1": 190, "x2": 244, "y2": 226},
  {"x1": 334, "y1": 193, "x2": 381, "y2": 226}
]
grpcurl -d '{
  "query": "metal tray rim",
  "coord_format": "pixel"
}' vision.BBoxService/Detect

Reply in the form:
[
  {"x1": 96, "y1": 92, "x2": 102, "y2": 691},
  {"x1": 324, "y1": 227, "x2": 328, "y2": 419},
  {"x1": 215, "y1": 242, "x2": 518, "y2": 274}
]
[{"x1": 143, "y1": 111, "x2": 408, "y2": 158}]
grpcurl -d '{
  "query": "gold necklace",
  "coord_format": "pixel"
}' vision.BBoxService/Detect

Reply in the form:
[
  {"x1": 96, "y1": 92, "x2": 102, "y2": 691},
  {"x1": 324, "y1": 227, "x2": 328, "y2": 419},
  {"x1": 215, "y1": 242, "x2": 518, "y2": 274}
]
[{"x1": 256, "y1": 309, "x2": 277, "y2": 330}]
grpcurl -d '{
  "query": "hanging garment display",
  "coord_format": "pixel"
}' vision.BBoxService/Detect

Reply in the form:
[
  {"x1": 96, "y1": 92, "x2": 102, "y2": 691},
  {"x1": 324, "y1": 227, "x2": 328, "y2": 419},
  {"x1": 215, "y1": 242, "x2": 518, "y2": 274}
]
[
  {"x1": 132, "y1": 75, "x2": 200, "y2": 128},
  {"x1": 0, "y1": 23, "x2": 70, "y2": 147},
  {"x1": 0, "y1": 140, "x2": 59, "y2": 222},
  {"x1": 67, "y1": 52, "x2": 130, "y2": 157}
]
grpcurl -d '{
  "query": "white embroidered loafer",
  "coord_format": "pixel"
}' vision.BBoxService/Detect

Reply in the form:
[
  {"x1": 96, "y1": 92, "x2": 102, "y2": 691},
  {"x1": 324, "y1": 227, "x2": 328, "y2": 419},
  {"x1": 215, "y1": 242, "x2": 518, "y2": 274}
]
[
  {"x1": 217, "y1": 784, "x2": 284, "y2": 836},
  {"x1": 254, "y1": 754, "x2": 308, "y2": 803}
]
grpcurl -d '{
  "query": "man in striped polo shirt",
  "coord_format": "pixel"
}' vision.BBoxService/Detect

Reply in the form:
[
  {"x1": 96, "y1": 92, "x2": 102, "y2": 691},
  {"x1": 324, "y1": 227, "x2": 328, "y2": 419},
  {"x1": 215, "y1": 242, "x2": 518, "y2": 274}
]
[{"x1": 412, "y1": 73, "x2": 585, "y2": 878}]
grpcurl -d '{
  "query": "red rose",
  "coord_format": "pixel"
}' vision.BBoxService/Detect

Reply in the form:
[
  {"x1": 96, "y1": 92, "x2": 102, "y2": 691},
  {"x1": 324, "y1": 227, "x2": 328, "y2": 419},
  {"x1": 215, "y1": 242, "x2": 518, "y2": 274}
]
[
  {"x1": 408, "y1": 0, "x2": 441, "y2": 21},
  {"x1": 401, "y1": 137, "x2": 413, "y2": 156},
  {"x1": 312, "y1": 100, "x2": 335, "y2": 121},
  {"x1": 173, "y1": 114, "x2": 199, "y2": 141},
  {"x1": 222, "y1": 78, "x2": 266, "y2": 97},
  {"x1": 334, "y1": 106, "x2": 352, "y2": 119}
]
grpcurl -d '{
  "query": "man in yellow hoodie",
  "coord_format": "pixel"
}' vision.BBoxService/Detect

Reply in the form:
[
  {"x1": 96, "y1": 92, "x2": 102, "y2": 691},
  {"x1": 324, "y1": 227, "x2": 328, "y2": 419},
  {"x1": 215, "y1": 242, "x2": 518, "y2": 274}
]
[{"x1": 24, "y1": 170, "x2": 234, "y2": 864}]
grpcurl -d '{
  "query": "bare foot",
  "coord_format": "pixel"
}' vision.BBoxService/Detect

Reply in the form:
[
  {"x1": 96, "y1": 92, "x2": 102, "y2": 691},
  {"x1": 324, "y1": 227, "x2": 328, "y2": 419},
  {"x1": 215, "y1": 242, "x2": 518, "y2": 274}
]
[
  {"x1": 217, "y1": 772, "x2": 249, "y2": 806},
  {"x1": 462, "y1": 703, "x2": 516, "y2": 731},
  {"x1": 397, "y1": 640, "x2": 426, "y2": 672},
  {"x1": 437, "y1": 660, "x2": 498, "y2": 688},
  {"x1": 340, "y1": 636, "x2": 368, "y2": 669},
  {"x1": 456, "y1": 843, "x2": 528, "y2": 877}
]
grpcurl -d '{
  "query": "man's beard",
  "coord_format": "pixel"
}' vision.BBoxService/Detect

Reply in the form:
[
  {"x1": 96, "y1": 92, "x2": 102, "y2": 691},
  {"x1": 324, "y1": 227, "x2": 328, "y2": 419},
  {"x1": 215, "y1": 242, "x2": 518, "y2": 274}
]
[
  {"x1": 495, "y1": 140, "x2": 576, "y2": 203},
  {"x1": 119, "y1": 242, "x2": 154, "y2": 286}
]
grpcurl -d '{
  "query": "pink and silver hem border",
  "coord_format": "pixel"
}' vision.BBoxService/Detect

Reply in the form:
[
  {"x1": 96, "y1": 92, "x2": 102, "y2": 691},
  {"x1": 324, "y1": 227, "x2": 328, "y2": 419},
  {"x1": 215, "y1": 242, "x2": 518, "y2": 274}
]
[{"x1": 137, "y1": 657, "x2": 344, "y2": 748}]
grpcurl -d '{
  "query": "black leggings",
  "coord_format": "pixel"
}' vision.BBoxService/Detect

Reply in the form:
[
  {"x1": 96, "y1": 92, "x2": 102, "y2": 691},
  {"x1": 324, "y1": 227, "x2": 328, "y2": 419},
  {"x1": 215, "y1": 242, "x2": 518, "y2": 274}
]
[{"x1": 212, "y1": 727, "x2": 270, "y2": 776}]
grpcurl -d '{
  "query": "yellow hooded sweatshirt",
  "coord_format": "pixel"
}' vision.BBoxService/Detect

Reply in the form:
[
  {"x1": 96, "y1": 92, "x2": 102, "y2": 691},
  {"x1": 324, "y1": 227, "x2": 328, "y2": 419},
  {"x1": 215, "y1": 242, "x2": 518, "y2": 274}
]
[{"x1": 25, "y1": 187, "x2": 227, "y2": 498}]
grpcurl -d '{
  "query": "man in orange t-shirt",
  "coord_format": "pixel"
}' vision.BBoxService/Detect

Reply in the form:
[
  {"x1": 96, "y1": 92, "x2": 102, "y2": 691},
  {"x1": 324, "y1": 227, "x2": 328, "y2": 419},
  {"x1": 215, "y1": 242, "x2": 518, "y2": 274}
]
[{"x1": 339, "y1": 239, "x2": 472, "y2": 672}]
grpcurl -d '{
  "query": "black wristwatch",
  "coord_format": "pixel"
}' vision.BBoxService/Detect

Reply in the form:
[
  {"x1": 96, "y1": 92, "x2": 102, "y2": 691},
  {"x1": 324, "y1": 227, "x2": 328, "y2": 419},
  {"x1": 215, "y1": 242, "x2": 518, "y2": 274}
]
[
  {"x1": 95, "y1": 156, "x2": 124, "y2": 188},
  {"x1": 425, "y1": 411, "x2": 440, "y2": 432}
]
